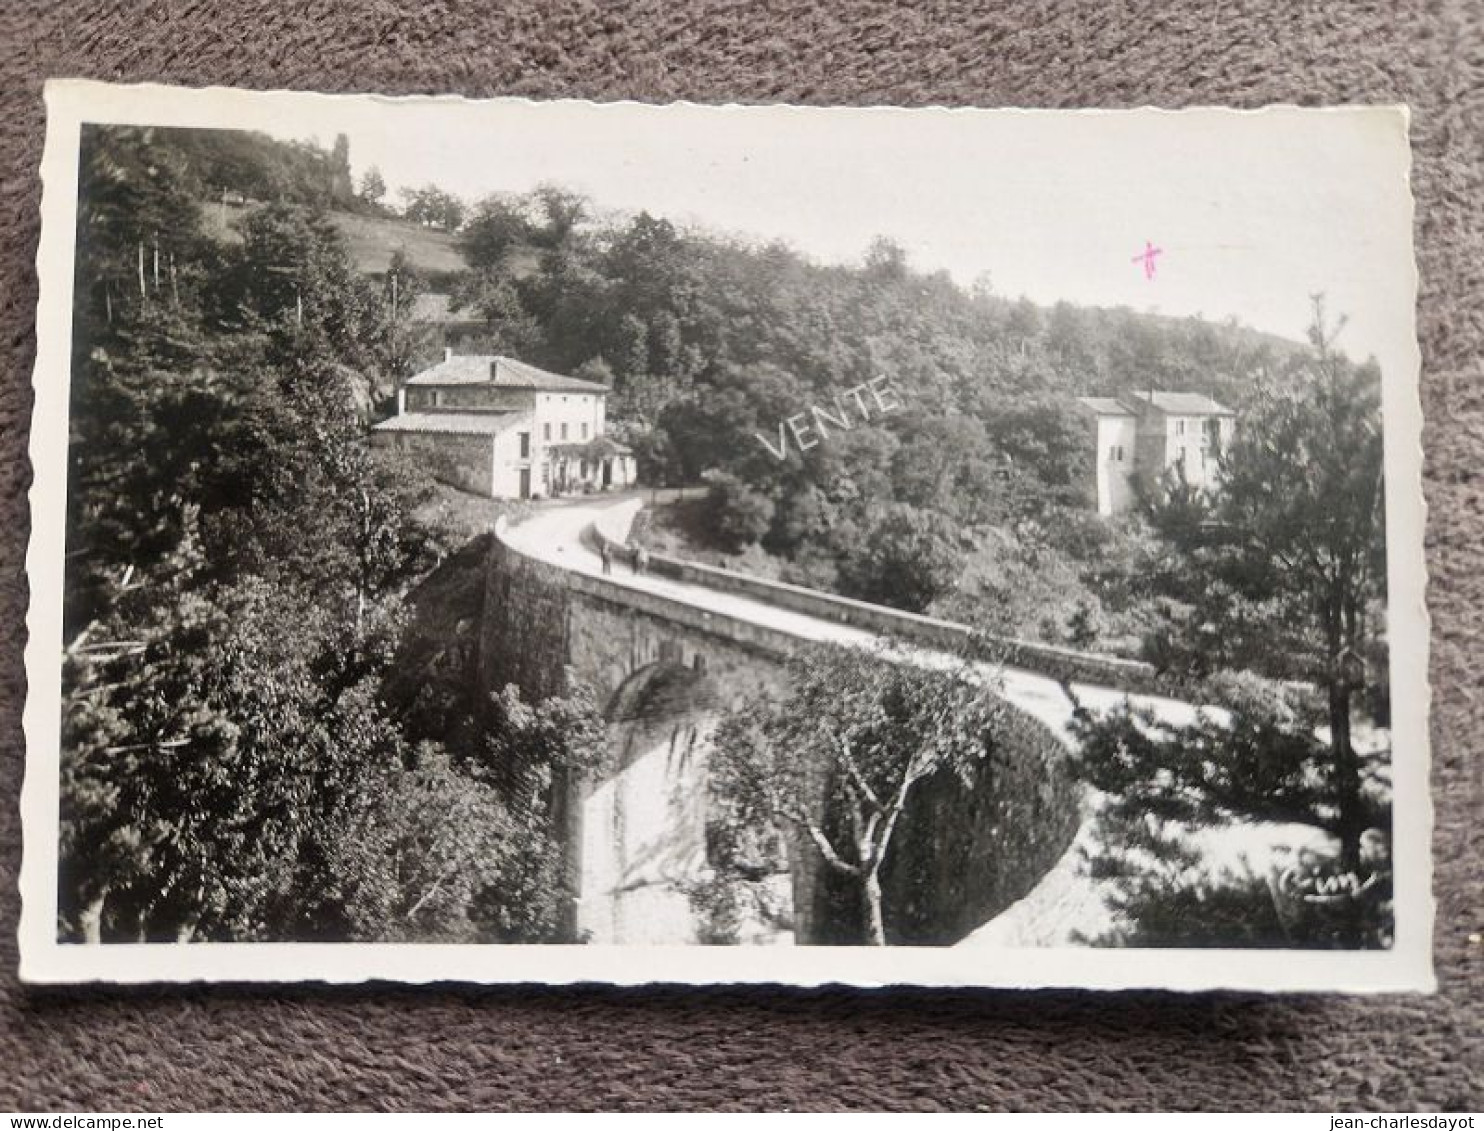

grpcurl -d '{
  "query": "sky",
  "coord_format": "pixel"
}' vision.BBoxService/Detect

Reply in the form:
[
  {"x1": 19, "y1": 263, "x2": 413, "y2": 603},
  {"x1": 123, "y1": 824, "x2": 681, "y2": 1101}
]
[{"x1": 224, "y1": 96, "x2": 1420, "y2": 384}]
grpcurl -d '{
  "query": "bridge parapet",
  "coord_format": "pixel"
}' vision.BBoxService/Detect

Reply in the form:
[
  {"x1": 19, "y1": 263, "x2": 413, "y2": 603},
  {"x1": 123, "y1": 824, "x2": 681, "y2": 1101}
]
[
  {"x1": 584, "y1": 507, "x2": 1165, "y2": 695},
  {"x1": 494, "y1": 515, "x2": 808, "y2": 669}
]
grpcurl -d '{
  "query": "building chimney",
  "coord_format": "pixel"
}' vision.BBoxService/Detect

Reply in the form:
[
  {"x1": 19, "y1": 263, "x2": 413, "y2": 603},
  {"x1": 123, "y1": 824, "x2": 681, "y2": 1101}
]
[{"x1": 444, "y1": 346, "x2": 454, "y2": 363}]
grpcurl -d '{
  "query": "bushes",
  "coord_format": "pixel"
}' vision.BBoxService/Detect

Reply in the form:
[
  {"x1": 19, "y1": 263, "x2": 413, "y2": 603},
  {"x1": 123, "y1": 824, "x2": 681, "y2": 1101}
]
[
  {"x1": 702, "y1": 469, "x2": 775, "y2": 550},
  {"x1": 835, "y1": 503, "x2": 963, "y2": 613},
  {"x1": 1073, "y1": 812, "x2": 1394, "y2": 949},
  {"x1": 1081, "y1": 865, "x2": 1297, "y2": 949}
]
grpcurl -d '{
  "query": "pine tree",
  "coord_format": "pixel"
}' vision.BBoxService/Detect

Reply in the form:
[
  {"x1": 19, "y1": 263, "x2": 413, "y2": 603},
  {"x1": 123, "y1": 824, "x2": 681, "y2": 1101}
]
[{"x1": 1074, "y1": 299, "x2": 1389, "y2": 873}]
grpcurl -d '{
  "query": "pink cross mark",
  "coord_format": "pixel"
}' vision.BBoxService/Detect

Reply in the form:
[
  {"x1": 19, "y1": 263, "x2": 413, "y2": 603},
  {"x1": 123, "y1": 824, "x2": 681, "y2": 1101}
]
[{"x1": 1132, "y1": 240, "x2": 1163, "y2": 280}]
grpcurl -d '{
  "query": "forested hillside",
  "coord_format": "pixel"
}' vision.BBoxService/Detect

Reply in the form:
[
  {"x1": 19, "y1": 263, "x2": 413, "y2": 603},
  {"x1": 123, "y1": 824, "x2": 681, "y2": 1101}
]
[
  {"x1": 428, "y1": 189, "x2": 1314, "y2": 646},
  {"x1": 61, "y1": 125, "x2": 599, "y2": 945}
]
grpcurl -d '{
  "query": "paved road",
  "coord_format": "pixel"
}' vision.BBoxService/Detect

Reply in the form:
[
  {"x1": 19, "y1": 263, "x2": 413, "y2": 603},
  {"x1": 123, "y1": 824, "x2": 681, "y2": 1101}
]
[{"x1": 500, "y1": 495, "x2": 1204, "y2": 740}]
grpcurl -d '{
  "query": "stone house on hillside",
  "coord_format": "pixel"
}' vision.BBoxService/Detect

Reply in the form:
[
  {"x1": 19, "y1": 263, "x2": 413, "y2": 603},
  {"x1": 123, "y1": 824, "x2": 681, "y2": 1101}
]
[
  {"x1": 1077, "y1": 390, "x2": 1236, "y2": 516},
  {"x1": 372, "y1": 352, "x2": 636, "y2": 499}
]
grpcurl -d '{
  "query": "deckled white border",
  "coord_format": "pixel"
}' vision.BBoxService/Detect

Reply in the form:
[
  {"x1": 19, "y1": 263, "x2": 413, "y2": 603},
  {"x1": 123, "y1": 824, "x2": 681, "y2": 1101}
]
[{"x1": 19, "y1": 80, "x2": 1434, "y2": 990}]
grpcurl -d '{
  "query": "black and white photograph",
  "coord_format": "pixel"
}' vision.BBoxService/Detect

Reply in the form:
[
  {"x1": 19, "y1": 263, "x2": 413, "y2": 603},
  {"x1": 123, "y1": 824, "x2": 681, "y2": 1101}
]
[{"x1": 20, "y1": 82, "x2": 1431, "y2": 989}]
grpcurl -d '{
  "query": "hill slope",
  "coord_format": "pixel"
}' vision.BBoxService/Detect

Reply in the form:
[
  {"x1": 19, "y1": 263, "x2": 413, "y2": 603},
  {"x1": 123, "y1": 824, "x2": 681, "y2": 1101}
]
[{"x1": 197, "y1": 198, "x2": 466, "y2": 277}]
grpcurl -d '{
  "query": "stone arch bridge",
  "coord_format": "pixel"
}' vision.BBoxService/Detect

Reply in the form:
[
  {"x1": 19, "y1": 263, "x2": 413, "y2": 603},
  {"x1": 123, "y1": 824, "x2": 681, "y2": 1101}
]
[{"x1": 461, "y1": 497, "x2": 1195, "y2": 946}]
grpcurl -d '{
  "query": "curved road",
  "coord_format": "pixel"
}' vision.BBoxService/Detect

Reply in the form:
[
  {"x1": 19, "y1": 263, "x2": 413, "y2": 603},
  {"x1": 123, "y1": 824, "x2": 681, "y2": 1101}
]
[
  {"x1": 500, "y1": 495, "x2": 1326, "y2": 947},
  {"x1": 500, "y1": 495, "x2": 1204, "y2": 740}
]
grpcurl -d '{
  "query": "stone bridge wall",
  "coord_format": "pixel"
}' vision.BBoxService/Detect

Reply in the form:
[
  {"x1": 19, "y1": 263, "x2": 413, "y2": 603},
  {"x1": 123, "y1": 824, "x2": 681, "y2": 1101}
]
[
  {"x1": 484, "y1": 517, "x2": 796, "y2": 707},
  {"x1": 587, "y1": 507, "x2": 1165, "y2": 694},
  {"x1": 483, "y1": 517, "x2": 1079, "y2": 946}
]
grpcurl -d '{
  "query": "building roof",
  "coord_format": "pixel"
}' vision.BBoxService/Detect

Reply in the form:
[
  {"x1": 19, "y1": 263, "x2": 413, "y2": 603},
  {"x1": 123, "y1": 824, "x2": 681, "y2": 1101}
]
[
  {"x1": 372, "y1": 410, "x2": 531, "y2": 437},
  {"x1": 404, "y1": 354, "x2": 610, "y2": 394},
  {"x1": 1077, "y1": 396, "x2": 1135, "y2": 417},
  {"x1": 1125, "y1": 390, "x2": 1235, "y2": 416},
  {"x1": 407, "y1": 292, "x2": 484, "y2": 326}
]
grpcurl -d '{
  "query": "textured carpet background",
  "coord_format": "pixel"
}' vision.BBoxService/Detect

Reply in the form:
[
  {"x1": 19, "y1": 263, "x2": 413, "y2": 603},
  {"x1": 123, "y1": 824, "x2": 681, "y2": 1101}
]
[{"x1": 2, "y1": 0, "x2": 1480, "y2": 1112}]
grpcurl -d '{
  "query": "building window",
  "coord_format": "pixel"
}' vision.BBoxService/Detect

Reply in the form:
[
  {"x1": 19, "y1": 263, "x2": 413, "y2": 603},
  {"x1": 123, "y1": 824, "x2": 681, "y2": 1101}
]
[
  {"x1": 561, "y1": 423, "x2": 569, "y2": 441},
  {"x1": 1110, "y1": 444, "x2": 1124, "y2": 462},
  {"x1": 1175, "y1": 418, "x2": 1186, "y2": 436},
  {"x1": 543, "y1": 423, "x2": 551, "y2": 442},
  {"x1": 581, "y1": 422, "x2": 589, "y2": 440},
  {"x1": 519, "y1": 432, "x2": 530, "y2": 459}
]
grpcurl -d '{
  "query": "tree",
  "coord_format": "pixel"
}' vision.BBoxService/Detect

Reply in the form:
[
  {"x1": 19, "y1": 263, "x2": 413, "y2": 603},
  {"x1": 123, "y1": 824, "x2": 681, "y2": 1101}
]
[
  {"x1": 380, "y1": 249, "x2": 429, "y2": 387},
  {"x1": 889, "y1": 413, "x2": 1003, "y2": 524},
  {"x1": 462, "y1": 682, "x2": 610, "y2": 941},
  {"x1": 475, "y1": 682, "x2": 609, "y2": 809},
  {"x1": 1066, "y1": 672, "x2": 1392, "y2": 948},
  {"x1": 400, "y1": 184, "x2": 465, "y2": 231},
  {"x1": 531, "y1": 183, "x2": 588, "y2": 248},
  {"x1": 60, "y1": 124, "x2": 607, "y2": 949},
  {"x1": 983, "y1": 398, "x2": 1092, "y2": 502},
  {"x1": 1070, "y1": 670, "x2": 1384, "y2": 836},
  {"x1": 358, "y1": 166, "x2": 387, "y2": 209},
  {"x1": 74, "y1": 124, "x2": 207, "y2": 323},
  {"x1": 328, "y1": 133, "x2": 354, "y2": 205},
  {"x1": 1093, "y1": 298, "x2": 1388, "y2": 872},
  {"x1": 453, "y1": 272, "x2": 543, "y2": 358},
  {"x1": 62, "y1": 557, "x2": 382, "y2": 942},
  {"x1": 836, "y1": 503, "x2": 962, "y2": 613},
  {"x1": 863, "y1": 235, "x2": 909, "y2": 281},
  {"x1": 459, "y1": 195, "x2": 536, "y2": 268},
  {"x1": 220, "y1": 202, "x2": 386, "y2": 374},
  {"x1": 702, "y1": 470, "x2": 775, "y2": 550},
  {"x1": 711, "y1": 643, "x2": 1005, "y2": 944},
  {"x1": 323, "y1": 745, "x2": 517, "y2": 942}
]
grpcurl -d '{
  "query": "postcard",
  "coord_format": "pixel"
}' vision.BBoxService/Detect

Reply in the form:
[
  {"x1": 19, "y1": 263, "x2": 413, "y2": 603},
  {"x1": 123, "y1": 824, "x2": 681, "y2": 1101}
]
[{"x1": 20, "y1": 81, "x2": 1432, "y2": 989}]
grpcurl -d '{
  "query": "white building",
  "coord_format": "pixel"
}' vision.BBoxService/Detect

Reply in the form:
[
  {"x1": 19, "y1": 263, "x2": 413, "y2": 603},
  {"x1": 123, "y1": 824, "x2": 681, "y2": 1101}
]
[
  {"x1": 1078, "y1": 391, "x2": 1236, "y2": 516},
  {"x1": 372, "y1": 352, "x2": 636, "y2": 499}
]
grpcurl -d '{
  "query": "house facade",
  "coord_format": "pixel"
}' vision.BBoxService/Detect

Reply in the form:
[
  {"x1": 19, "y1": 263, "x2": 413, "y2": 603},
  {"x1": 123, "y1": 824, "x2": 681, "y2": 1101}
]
[
  {"x1": 372, "y1": 352, "x2": 636, "y2": 499},
  {"x1": 1078, "y1": 391, "x2": 1236, "y2": 516}
]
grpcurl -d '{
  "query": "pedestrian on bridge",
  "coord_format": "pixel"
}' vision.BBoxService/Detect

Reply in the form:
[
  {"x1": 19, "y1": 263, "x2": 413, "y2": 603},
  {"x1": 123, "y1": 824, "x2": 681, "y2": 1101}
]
[
  {"x1": 600, "y1": 541, "x2": 613, "y2": 575},
  {"x1": 635, "y1": 545, "x2": 650, "y2": 576}
]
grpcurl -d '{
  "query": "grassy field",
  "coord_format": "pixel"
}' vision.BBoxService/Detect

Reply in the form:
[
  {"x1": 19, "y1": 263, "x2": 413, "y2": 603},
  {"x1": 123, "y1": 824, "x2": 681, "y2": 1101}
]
[
  {"x1": 197, "y1": 200, "x2": 466, "y2": 276},
  {"x1": 330, "y1": 211, "x2": 465, "y2": 276}
]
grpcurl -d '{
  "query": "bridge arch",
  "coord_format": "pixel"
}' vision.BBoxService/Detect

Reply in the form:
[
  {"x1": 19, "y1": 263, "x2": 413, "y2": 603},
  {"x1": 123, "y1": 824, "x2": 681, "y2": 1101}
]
[{"x1": 574, "y1": 662, "x2": 725, "y2": 945}]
